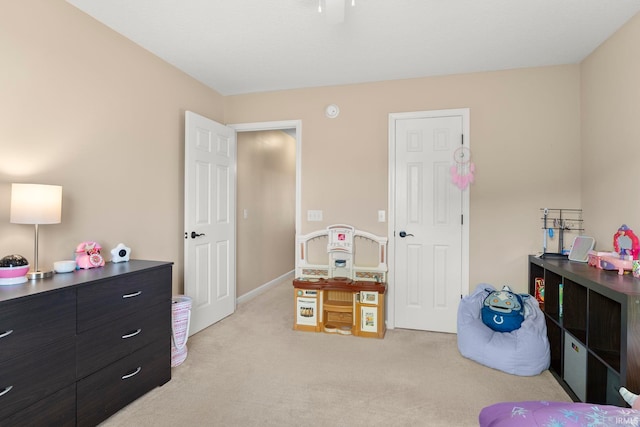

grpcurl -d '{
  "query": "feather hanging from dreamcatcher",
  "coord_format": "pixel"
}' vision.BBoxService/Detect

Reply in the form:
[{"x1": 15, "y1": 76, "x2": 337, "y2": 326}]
[{"x1": 450, "y1": 146, "x2": 475, "y2": 190}]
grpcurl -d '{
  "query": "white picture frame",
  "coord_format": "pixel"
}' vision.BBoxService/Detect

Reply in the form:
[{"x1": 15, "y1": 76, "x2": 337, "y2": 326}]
[
  {"x1": 361, "y1": 306, "x2": 377, "y2": 333},
  {"x1": 360, "y1": 290, "x2": 378, "y2": 305}
]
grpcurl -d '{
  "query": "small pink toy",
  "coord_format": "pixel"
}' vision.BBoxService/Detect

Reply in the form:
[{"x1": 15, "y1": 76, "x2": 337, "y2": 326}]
[
  {"x1": 600, "y1": 256, "x2": 633, "y2": 275},
  {"x1": 75, "y1": 241, "x2": 105, "y2": 269}
]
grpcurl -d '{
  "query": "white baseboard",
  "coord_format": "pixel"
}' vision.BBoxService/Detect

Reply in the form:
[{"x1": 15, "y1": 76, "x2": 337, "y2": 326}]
[{"x1": 237, "y1": 270, "x2": 295, "y2": 305}]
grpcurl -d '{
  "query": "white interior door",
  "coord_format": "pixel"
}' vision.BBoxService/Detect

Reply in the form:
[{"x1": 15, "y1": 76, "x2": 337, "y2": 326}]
[
  {"x1": 184, "y1": 111, "x2": 236, "y2": 335},
  {"x1": 389, "y1": 109, "x2": 469, "y2": 333}
]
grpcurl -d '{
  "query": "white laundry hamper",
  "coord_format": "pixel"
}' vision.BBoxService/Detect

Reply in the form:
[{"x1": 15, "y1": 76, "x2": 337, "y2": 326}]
[{"x1": 171, "y1": 295, "x2": 192, "y2": 367}]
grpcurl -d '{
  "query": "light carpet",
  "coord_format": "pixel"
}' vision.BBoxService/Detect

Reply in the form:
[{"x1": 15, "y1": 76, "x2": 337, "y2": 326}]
[{"x1": 101, "y1": 278, "x2": 570, "y2": 426}]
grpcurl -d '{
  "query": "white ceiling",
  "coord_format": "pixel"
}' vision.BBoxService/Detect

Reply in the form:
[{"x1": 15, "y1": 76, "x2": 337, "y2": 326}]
[{"x1": 66, "y1": 0, "x2": 640, "y2": 96}]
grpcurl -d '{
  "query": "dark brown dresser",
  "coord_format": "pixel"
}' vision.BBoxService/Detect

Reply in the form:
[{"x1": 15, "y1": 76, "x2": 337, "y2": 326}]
[{"x1": 0, "y1": 260, "x2": 172, "y2": 426}]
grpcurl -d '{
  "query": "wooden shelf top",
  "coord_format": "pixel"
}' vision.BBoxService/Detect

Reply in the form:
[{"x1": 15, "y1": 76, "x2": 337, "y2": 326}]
[
  {"x1": 324, "y1": 300, "x2": 352, "y2": 312},
  {"x1": 293, "y1": 277, "x2": 386, "y2": 293},
  {"x1": 530, "y1": 255, "x2": 640, "y2": 300},
  {"x1": 0, "y1": 260, "x2": 173, "y2": 303}
]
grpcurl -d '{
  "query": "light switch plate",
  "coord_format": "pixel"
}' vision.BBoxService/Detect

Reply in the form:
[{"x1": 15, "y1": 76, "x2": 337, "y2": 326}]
[
  {"x1": 308, "y1": 210, "x2": 323, "y2": 221},
  {"x1": 378, "y1": 210, "x2": 386, "y2": 222}
]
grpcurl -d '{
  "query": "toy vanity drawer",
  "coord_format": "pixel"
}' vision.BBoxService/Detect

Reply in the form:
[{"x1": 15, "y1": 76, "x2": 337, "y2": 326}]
[
  {"x1": 0, "y1": 290, "x2": 76, "y2": 363},
  {"x1": 77, "y1": 304, "x2": 170, "y2": 378},
  {"x1": 76, "y1": 338, "x2": 171, "y2": 427},
  {"x1": 326, "y1": 311, "x2": 353, "y2": 323},
  {"x1": 0, "y1": 338, "x2": 75, "y2": 420},
  {"x1": 77, "y1": 267, "x2": 171, "y2": 332}
]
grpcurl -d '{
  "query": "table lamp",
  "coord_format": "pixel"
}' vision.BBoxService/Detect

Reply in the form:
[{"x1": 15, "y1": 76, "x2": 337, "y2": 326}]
[{"x1": 10, "y1": 183, "x2": 62, "y2": 279}]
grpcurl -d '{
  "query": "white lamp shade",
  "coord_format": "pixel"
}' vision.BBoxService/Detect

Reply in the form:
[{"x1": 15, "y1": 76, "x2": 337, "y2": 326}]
[{"x1": 10, "y1": 183, "x2": 62, "y2": 224}]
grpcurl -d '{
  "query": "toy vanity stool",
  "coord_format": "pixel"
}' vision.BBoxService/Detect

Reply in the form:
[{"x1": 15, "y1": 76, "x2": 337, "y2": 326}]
[{"x1": 292, "y1": 224, "x2": 388, "y2": 338}]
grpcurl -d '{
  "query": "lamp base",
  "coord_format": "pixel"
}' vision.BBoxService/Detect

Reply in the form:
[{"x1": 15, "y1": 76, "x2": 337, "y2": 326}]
[{"x1": 27, "y1": 270, "x2": 54, "y2": 280}]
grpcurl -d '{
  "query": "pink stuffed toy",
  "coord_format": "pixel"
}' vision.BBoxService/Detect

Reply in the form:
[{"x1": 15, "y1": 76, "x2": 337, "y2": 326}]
[
  {"x1": 75, "y1": 241, "x2": 105, "y2": 269},
  {"x1": 620, "y1": 387, "x2": 640, "y2": 409}
]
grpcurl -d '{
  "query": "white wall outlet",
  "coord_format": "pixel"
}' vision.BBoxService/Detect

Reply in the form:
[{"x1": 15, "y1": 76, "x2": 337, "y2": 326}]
[
  {"x1": 243, "y1": 209, "x2": 248, "y2": 219},
  {"x1": 307, "y1": 210, "x2": 323, "y2": 222},
  {"x1": 378, "y1": 210, "x2": 386, "y2": 222}
]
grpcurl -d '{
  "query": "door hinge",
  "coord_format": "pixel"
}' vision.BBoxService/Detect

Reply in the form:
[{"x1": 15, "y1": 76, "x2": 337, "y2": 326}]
[
  {"x1": 461, "y1": 134, "x2": 464, "y2": 145},
  {"x1": 461, "y1": 214, "x2": 464, "y2": 225}
]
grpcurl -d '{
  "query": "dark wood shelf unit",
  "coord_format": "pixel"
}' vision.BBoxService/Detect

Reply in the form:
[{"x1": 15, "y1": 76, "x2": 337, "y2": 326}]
[
  {"x1": 546, "y1": 318, "x2": 563, "y2": 375},
  {"x1": 563, "y1": 279, "x2": 587, "y2": 344},
  {"x1": 529, "y1": 255, "x2": 640, "y2": 406}
]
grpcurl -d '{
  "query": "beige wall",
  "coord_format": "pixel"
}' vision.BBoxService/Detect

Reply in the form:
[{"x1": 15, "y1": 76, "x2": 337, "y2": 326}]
[
  {"x1": 0, "y1": 0, "x2": 224, "y2": 293},
  {"x1": 236, "y1": 130, "x2": 296, "y2": 296},
  {"x1": 581, "y1": 13, "x2": 640, "y2": 248},
  {"x1": 226, "y1": 66, "x2": 582, "y2": 292},
  {"x1": 4, "y1": 0, "x2": 635, "y2": 299}
]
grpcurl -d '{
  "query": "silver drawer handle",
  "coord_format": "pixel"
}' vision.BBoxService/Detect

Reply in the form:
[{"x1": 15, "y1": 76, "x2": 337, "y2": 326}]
[
  {"x1": 122, "y1": 291, "x2": 142, "y2": 299},
  {"x1": 0, "y1": 386, "x2": 13, "y2": 397},
  {"x1": 0, "y1": 330, "x2": 13, "y2": 339},
  {"x1": 121, "y1": 367, "x2": 141, "y2": 380},
  {"x1": 121, "y1": 329, "x2": 142, "y2": 339}
]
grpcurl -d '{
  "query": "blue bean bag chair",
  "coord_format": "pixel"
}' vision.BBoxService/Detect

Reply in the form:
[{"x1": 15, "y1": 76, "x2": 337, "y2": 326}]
[{"x1": 457, "y1": 283, "x2": 550, "y2": 376}]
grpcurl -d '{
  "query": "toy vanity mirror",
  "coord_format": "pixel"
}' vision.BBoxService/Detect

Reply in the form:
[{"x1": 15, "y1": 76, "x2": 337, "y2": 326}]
[
  {"x1": 613, "y1": 225, "x2": 639, "y2": 259},
  {"x1": 568, "y1": 236, "x2": 595, "y2": 262}
]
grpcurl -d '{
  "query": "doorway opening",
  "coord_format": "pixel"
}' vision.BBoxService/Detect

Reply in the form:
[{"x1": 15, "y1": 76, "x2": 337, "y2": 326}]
[{"x1": 230, "y1": 121, "x2": 302, "y2": 303}]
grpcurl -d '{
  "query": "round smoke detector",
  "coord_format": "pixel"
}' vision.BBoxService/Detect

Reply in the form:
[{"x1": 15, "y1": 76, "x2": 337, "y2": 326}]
[{"x1": 325, "y1": 104, "x2": 340, "y2": 118}]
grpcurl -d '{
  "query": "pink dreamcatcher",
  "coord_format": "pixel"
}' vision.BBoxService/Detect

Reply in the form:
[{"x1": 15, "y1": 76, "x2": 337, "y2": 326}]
[{"x1": 450, "y1": 146, "x2": 475, "y2": 190}]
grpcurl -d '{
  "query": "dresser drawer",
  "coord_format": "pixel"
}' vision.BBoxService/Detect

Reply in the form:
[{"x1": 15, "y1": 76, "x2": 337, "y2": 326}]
[
  {"x1": 77, "y1": 266, "x2": 171, "y2": 332},
  {"x1": 0, "y1": 289, "x2": 75, "y2": 364},
  {"x1": 77, "y1": 303, "x2": 170, "y2": 378},
  {"x1": 1, "y1": 384, "x2": 76, "y2": 427},
  {"x1": 0, "y1": 338, "x2": 75, "y2": 420},
  {"x1": 76, "y1": 338, "x2": 171, "y2": 427}
]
